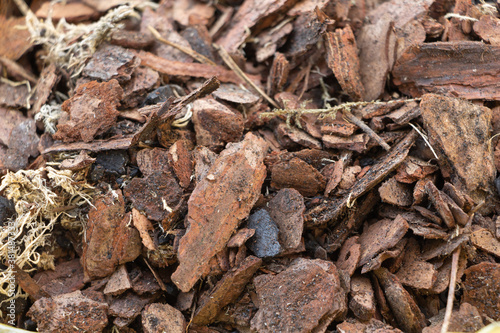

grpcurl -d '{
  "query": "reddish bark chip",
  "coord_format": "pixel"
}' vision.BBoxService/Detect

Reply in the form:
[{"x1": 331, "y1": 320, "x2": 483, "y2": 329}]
[
  {"x1": 109, "y1": 291, "x2": 156, "y2": 328},
  {"x1": 168, "y1": 140, "x2": 193, "y2": 189},
  {"x1": 324, "y1": 26, "x2": 365, "y2": 101},
  {"x1": 33, "y1": 259, "x2": 85, "y2": 296},
  {"x1": 274, "y1": 122, "x2": 323, "y2": 149},
  {"x1": 136, "y1": 147, "x2": 170, "y2": 176},
  {"x1": 250, "y1": 258, "x2": 347, "y2": 333},
  {"x1": 227, "y1": 228, "x2": 255, "y2": 248},
  {"x1": 379, "y1": 177, "x2": 413, "y2": 207},
  {"x1": 172, "y1": 133, "x2": 268, "y2": 292},
  {"x1": 358, "y1": 216, "x2": 409, "y2": 268},
  {"x1": 395, "y1": 156, "x2": 438, "y2": 183},
  {"x1": 193, "y1": 256, "x2": 262, "y2": 326},
  {"x1": 82, "y1": 190, "x2": 142, "y2": 281},
  {"x1": 0, "y1": 16, "x2": 32, "y2": 60},
  {"x1": 212, "y1": 83, "x2": 260, "y2": 105},
  {"x1": 60, "y1": 150, "x2": 95, "y2": 171},
  {"x1": 271, "y1": 157, "x2": 326, "y2": 196},
  {"x1": 337, "y1": 318, "x2": 403, "y2": 333},
  {"x1": 395, "y1": 238, "x2": 436, "y2": 290},
  {"x1": 110, "y1": 30, "x2": 155, "y2": 50},
  {"x1": 27, "y1": 290, "x2": 108, "y2": 333},
  {"x1": 322, "y1": 134, "x2": 368, "y2": 153},
  {"x1": 83, "y1": 44, "x2": 140, "y2": 82},
  {"x1": 267, "y1": 188, "x2": 305, "y2": 250},
  {"x1": 473, "y1": 15, "x2": 500, "y2": 46},
  {"x1": 425, "y1": 180, "x2": 456, "y2": 229},
  {"x1": 374, "y1": 267, "x2": 426, "y2": 333},
  {"x1": 463, "y1": 262, "x2": 500, "y2": 321},
  {"x1": 31, "y1": 63, "x2": 60, "y2": 115},
  {"x1": 216, "y1": 0, "x2": 296, "y2": 54},
  {"x1": 54, "y1": 80, "x2": 123, "y2": 143},
  {"x1": 349, "y1": 275, "x2": 376, "y2": 322},
  {"x1": 422, "y1": 303, "x2": 484, "y2": 333},
  {"x1": 104, "y1": 264, "x2": 132, "y2": 296},
  {"x1": 336, "y1": 236, "x2": 361, "y2": 277},
  {"x1": 393, "y1": 43, "x2": 500, "y2": 100},
  {"x1": 470, "y1": 228, "x2": 500, "y2": 258},
  {"x1": 192, "y1": 97, "x2": 244, "y2": 148},
  {"x1": 124, "y1": 171, "x2": 183, "y2": 222},
  {"x1": 121, "y1": 66, "x2": 160, "y2": 108},
  {"x1": 142, "y1": 303, "x2": 186, "y2": 333}
]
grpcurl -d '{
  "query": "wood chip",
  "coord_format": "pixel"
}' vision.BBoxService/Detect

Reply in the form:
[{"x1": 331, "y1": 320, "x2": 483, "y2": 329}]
[{"x1": 171, "y1": 133, "x2": 268, "y2": 292}]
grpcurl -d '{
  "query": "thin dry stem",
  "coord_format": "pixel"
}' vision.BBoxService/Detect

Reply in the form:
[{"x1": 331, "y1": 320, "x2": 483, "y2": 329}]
[
  {"x1": 147, "y1": 26, "x2": 217, "y2": 66},
  {"x1": 343, "y1": 108, "x2": 391, "y2": 151},
  {"x1": 441, "y1": 247, "x2": 461, "y2": 333},
  {"x1": 214, "y1": 44, "x2": 279, "y2": 109}
]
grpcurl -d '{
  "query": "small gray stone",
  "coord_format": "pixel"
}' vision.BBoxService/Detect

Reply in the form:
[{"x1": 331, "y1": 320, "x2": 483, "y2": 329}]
[{"x1": 247, "y1": 209, "x2": 281, "y2": 258}]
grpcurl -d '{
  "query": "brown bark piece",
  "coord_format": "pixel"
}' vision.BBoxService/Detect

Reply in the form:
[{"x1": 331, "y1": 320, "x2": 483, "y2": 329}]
[
  {"x1": 227, "y1": 228, "x2": 255, "y2": 248},
  {"x1": 140, "y1": 8, "x2": 194, "y2": 64},
  {"x1": 271, "y1": 157, "x2": 326, "y2": 196},
  {"x1": 124, "y1": 171, "x2": 183, "y2": 222},
  {"x1": 420, "y1": 234, "x2": 469, "y2": 261},
  {"x1": 82, "y1": 190, "x2": 142, "y2": 281},
  {"x1": 103, "y1": 264, "x2": 132, "y2": 296},
  {"x1": 379, "y1": 177, "x2": 413, "y2": 207},
  {"x1": 358, "y1": 216, "x2": 409, "y2": 268},
  {"x1": 337, "y1": 318, "x2": 403, "y2": 333},
  {"x1": 121, "y1": 66, "x2": 160, "y2": 108},
  {"x1": 275, "y1": 122, "x2": 323, "y2": 149},
  {"x1": 136, "y1": 147, "x2": 170, "y2": 176},
  {"x1": 306, "y1": 130, "x2": 417, "y2": 227},
  {"x1": 361, "y1": 238, "x2": 407, "y2": 274},
  {"x1": 134, "y1": 50, "x2": 259, "y2": 85},
  {"x1": 0, "y1": 16, "x2": 32, "y2": 60},
  {"x1": 110, "y1": 30, "x2": 155, "y2": 49},
  {"x1": 267, "y1": 188, "x2": 305, "y2": 250},
  {"x1": 60, "y1": 150, "x2": 95, "y2": 171},
  {"x1": 0, "y1": 82, "x2": 31, "y2": 108},
  {"x1": 31, "y1": 64, "x2": 59, "y2": 115},
  {"x1": 142, "y1": 303, "x2": 186, "y2": 333},
  {"x1": 109, "y1": 291, "x2": 155, "y2": 328},
  {"x1": 14, "y1": 265, "x2": 50, "y2": 302},
  {"x1": 324, "y1": 159, "x2": 344, "y2": 196},
  {"x1": 425, "y1": 181, "x2": 455, "y2": 228},
  {"x1": 33, "y1": 259, "x2": 85, "y2": 297},
  {"x1": 420, "y1": 94, "x2": 496, "y2": 208},
  {"x1": 192, "y1": 97, "x2": 244, "y2": 148},
  {"x1": 8, "y1": 119, "x2": 40, "y2": 158},
  {"x1": 349, "y1": 275, "x2": 376, "y2": 321},
  {"x1": 473, "y1": 15, "x2": 500, "y2": 46},
  {"x1": 324, "y1": 26, "x2": 365, "y2": 101},
  {"x1": 322, "y1": 133, "x2": 368, "y2": 153},
  {"x1": 171, "y1": 133, "x2": 268, "y2": 292},
  {"x1": 132, "y1": 270, "x2": 160, "y2": 295},
  {"x1": 193, "y1": 256, "x2": 262, "y2": 326},
  {"x1": 395, "y1": 156, "x2": 438, "y2": 183},
  {"x1": 357, "y1": 13, "x2": 395, "y2": 101},
  {"x1": 374, "y1": 267, "x2": 426, "y2": 333},
  {"x1": 422, "y1": 302, "x2": 484, "y2": 333},
  {"x1": 336, "y1": 236, "x2": 361, "y2": 277},
  {"x1": 168, "y1": 140, "x2": 193, "y2": 189},
  {"x1": 320, "y1": 120, "x2": 358, "y2": 137},
  {"x1": 54, "y1": 80, "x2": 123, "y2": 143},
  {"x1": 267, "y1": 53, "x2": 290, "y2": 97},
  {"x1": 83, "y1": 44, "x2": 139, "y2": 83},
  {"x1": 212, "y1": 83, "x2": 260, "y2": 105},
  {"x1": 393, "y1": 43, "x2": 500, "y2": 100},
  {"x1": 251, "y1": 258, "x2": 347, "y2": 333},
  {"x1": 42, "y1": 136, "x2": 133, "y2": 154},
  {"x1": 463, "y1": 262, "x2": 500, "y2": 321},
  {"x1": 132, "y1": 209, "x2": 156, "y2": 252},
  {"x1": 0, "y1": 107, "x2": 26, "y2": 146},
  {"x1": 395, "y1": 238, "x2": 436, "y2": 290},
  {"x1": 256, "y1": 22, "x2": 293, "y2": 62},
  {"x1": 216, "y1": 0, "x2": 298, "y2": 54},
  {"x1": 470, "y1": 228, "x2": 500, "y2": 258},
  {"x1": 27, "y1": 291, "x2": 108, "y2": 333}
]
